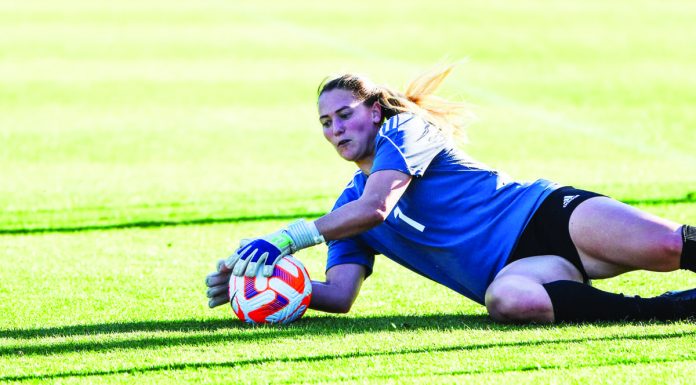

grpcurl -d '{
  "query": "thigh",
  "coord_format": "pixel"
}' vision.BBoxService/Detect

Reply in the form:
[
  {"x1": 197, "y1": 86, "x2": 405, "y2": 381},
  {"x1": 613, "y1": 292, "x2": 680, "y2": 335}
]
[
  {"x1": 569, "y1": 196, "x2": 682, "y2": 276},
  {"x1": 494, "y1": 254, "x2": 585, "y2": 284},
  {"x1": 506, "y1": 186, "x2": 604, "y2": 283}
]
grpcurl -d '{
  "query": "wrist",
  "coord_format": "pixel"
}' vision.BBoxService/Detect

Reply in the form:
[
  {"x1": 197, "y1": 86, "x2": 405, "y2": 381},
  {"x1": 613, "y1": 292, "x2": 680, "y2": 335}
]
[{"x1": 285, "y1": 219, "x2": 325, "y2": 253}]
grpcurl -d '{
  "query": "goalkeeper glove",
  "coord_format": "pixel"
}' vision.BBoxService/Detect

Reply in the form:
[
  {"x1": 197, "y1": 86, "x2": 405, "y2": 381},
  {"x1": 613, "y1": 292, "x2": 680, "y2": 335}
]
[
  {"x1": 205, "y1": 259, "x2": 232, "y2": 308},
  {"x1": 225, "y1": 219, "x2": 324, "y2": 277}
]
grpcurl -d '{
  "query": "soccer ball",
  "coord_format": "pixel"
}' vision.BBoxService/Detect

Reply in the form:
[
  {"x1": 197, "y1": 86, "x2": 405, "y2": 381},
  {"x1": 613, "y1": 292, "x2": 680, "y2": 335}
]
[{"x1": 229, "y1": 255, "x2": 312, "y2": 324}]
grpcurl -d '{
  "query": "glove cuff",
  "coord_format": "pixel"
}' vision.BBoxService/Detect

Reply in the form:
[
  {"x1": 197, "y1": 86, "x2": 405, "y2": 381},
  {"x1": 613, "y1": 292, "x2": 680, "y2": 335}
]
[{"x1": 285, "y1": 219, "x2": 325, "y2": 253}]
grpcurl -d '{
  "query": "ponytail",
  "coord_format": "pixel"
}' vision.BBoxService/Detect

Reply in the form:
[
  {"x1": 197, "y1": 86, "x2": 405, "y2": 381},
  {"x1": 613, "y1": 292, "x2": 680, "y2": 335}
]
[
  {"x1": 402, "y1": 64, "x2": 472, "y2": 140},
  {"x1": 318, "y1": 64, "x2": 473, "y2": 141}
]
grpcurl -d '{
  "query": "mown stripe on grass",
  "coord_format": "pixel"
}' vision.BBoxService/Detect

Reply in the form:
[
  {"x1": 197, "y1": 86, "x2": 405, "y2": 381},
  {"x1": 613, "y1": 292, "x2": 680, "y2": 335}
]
[
  {"x1": 622, "y1": 192, "x2": 696, "y2": 206},
  {"x1": 0, "y1": 314, "x2": 493, "y2": 356},
  {"x1": 0, "y1": 314, "x2": 488, "y2": 339},
  {"x1": 250, "y1": 11, "x2": 696, "y2": 166},
  {"x1": 1, "y1": 194, "x2": 694, "y2": 235},
  {"x1": 284, "y1": 356, "x2": 696, "y2": 384},
  {"x1": 0, "y1": 212, "x2": 325, "y2": 235},
  {"x1": 1, "y1": 331, "x2": 692, "y2": 381}
]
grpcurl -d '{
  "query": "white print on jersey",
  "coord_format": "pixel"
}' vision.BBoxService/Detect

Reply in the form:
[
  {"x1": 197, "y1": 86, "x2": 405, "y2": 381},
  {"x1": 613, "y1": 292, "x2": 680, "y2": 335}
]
[
  {"x1": 563, "y1": 195, "x2": 580, "y2": 208},
  {"x1": 394, "y1": 207, "x2": 426, "y2": 232},
  {"x1": 495, "y1": 172, "x2": 512, "y2": 190}
]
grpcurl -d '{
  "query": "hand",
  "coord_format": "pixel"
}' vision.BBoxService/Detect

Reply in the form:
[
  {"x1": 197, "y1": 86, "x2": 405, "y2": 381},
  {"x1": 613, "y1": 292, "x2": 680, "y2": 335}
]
[
  {"x1": 205, "y1": 259, "x2": 232, "y2": 308},
  {"x1": 226, "y1": 231, "x2": 294, "y2": 277},
  {"x1": 224, "y1": 220, "x2": 325, "y2": 278}
]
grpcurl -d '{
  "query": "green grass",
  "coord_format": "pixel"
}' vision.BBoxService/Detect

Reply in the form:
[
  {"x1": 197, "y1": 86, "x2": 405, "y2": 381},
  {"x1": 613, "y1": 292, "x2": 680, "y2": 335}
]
[{"x1": 1, "y1": 0, "x2": 695, "y2": 383}]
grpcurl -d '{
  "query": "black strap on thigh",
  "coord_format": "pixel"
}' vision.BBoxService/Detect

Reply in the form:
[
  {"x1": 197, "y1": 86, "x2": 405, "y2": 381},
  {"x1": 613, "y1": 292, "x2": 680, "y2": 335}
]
[{"x1": 681, "y1": 225, "x2": 696, "y2": 272}]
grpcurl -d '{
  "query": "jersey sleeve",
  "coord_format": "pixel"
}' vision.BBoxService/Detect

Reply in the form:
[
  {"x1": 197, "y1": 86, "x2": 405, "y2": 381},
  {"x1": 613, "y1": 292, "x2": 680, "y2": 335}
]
[
  {"x1": 326, "y1": 237, "x2": 376, "y2": 277},
  {"x1": 371, "y1": 113, "x2": 448, "y2": 177},
  {"x1": 324, "y1": 174, "x2": 377, "y2": 277}
]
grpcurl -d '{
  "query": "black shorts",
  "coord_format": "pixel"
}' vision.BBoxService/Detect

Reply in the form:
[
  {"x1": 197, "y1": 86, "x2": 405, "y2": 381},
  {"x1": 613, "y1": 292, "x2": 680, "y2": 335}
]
[{"x1": 505, "y1": 186, "x2": 605, "y2": 282}]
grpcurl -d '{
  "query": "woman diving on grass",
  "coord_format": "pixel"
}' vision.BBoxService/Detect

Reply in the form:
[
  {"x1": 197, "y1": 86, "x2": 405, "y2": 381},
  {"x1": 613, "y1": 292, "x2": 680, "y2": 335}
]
[{"x1": 206, "y1": 65, "x2": 696, "y2": 323}]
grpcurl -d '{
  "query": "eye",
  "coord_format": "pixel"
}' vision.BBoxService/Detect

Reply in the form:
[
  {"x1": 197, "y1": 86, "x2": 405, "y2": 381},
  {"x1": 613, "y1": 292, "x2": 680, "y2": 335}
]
[
  {"x1": 320, "y1": 119, "x2": 331, "y2": 129},
  {"x1": 338, "y1": 111, "x2": 352, "y2": 120}
]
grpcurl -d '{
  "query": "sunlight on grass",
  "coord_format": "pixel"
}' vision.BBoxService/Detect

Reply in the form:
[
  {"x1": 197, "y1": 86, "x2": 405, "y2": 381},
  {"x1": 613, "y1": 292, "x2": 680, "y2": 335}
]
[{"x1": 1, "y1": 0, "x2": 695, "y2": 383}]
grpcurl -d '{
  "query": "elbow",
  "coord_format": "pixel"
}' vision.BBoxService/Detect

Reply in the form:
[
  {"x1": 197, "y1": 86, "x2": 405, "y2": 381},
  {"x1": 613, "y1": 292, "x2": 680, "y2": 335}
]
[
  {"x1": 333, "y1": 298, "x2": 354, "y2": 314},
  {"x1": 368, "y1": 208, "x2": 388, "y2": 226},
  {"x1": 360, "y1": 198, "x2": 390, "y2": 226},
  {"x1": 314, "y1": 297, "x2": 354, "y2": 314}
]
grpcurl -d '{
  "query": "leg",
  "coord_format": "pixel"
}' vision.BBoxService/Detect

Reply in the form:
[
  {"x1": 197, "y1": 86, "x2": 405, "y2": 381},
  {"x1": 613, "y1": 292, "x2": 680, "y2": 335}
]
[
  {"x1": 569, "y1": 197, "x2": 683, "y2": 278},
  {"x1": 486, "y1": 255, "x2": 696, "y2": 323},
  {"x1": 487, "y1": 190, "x2": 696, "y2": 324},
  {"x1": 485, "y1": 255, "x2": 583, "y2": 323}
]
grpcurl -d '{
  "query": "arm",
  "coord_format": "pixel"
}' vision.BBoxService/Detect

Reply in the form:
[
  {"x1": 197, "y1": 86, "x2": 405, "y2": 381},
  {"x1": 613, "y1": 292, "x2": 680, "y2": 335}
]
[
  {"x1": 207, "y1": 262, "x2": 367, "y2": 313},
  {"x1": 225, "y1": 170, "x2": 411, "y2": 277},
  {"x1": 314, "y1": 170, "x2": 412, "y2": 241},
  {"x1": 310, "y1": 263, "x2": 366, "y2": 313}
]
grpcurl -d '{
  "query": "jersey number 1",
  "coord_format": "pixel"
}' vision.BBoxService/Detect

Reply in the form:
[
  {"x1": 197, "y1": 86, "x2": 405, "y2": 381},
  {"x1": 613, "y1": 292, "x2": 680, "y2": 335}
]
[{"x1": 393, "y1": 207, "x2": 425, "y2": 232}]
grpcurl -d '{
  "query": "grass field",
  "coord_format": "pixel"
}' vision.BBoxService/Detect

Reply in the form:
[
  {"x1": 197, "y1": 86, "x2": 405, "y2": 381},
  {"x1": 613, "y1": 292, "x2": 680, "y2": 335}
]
[{"x1": 1, "y1": 0, "x2": 695, "y2": 383}]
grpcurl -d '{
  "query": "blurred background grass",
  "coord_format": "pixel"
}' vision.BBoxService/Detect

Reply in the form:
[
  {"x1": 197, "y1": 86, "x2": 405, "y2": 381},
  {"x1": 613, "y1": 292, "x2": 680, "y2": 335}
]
[
  {"x1": 1, "y1": 0, "x2": 694, "y2": 232},
  {"x1": 1, "y1": 1, "x2": 695, "y2": 383}
]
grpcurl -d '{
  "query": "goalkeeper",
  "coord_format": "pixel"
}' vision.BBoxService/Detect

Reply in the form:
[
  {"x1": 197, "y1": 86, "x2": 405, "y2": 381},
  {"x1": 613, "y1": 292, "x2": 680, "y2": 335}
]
[{"x1": 206, "y1": 66, "x2": 696, "y2": 323}]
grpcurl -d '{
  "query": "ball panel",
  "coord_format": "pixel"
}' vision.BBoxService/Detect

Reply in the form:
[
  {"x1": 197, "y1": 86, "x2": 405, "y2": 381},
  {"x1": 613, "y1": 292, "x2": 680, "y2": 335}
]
[{"x1": 229, "y1": 255, "x2": 312, "y2": 324}]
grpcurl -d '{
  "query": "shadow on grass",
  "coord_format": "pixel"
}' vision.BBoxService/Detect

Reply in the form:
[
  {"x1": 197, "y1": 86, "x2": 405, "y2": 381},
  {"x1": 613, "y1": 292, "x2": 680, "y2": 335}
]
[
  {"x1": 2, "y1": 313, "x2": 693, "y2": 359},
  {"x1": 2, "y1": 192, "x2": 695, "y2": 235},
  {"x1": 0, "y1": 212, "x2": 326, "y2": 235},
  {"x1": 0, "y1": 313, "x2": 492, "y2": 357},
  {"x1": 1, "y1": 328, "x2": 693, "y2": 382}
]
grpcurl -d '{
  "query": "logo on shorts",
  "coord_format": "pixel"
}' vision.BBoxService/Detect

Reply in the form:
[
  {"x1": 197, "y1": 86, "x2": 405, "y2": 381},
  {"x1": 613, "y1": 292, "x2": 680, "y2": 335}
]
[{"x1": 563, "y1": 195, "x2": 580, "y2": 208}]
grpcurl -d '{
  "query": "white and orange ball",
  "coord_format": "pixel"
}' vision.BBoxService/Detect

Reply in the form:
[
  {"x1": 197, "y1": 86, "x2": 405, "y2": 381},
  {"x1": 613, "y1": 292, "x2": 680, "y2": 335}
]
[{"x1": 229, "y1": 255, "x2": 312, "y2": 324}]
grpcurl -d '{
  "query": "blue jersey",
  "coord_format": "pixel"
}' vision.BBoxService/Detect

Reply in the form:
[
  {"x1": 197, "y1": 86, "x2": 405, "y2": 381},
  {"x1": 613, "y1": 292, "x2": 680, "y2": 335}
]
[{"x1": 326, "y1": 113, "x2": 558, "y2": 304}]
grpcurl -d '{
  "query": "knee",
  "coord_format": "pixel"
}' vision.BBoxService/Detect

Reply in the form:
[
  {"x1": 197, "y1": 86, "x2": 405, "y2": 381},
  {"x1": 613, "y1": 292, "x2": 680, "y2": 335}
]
[
  {"x1": 485, "y1": 277, "x2": 553, "y2": 323},
  {"x1": 485, "y1": 281, "x2": 526, "y2": 322},
  {"x1": 650, "y1": 231, "x2": 683, "y2": 271}
]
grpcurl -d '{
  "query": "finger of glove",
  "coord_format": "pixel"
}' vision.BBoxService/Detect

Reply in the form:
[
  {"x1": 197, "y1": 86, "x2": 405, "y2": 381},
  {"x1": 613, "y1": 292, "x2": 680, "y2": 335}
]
[
  {"x1": 262, "y1": 265, "x2": 275, "y2": 277},
  {"x1": 228, "y1": 242, "x2": 256, "y2": 274},
  {"x1": 205, "y1": 271, "x2": 231, "y2": 287},
  {"x1": 261, "y1": 251, "x2": 286, "y2": 277},
  {"x1": 206, "y1": 284, "x2": 228, "y2": 298},
  {"x1": 232, "y1": 248, "x2": 256, "y2": 276},
  {"x1": 208, "y1": 294, "x2": 230, "y2": 308},
  {"x1": 224, "y1": 242, "x2": 254, "y2": 270},
  {"x1": 223, "y1": 253, "x2": 240, "y2": 271},
  {"x1": 238, "y1": 238, "x2": 253, "y2": 248},
  {"x1": 244, "y1": 252, "x2": 268, "y2": 277},
  {"x1": 216, "y1": 259, "x2": 231, "y2": 273},
  {"x1": 261, "y1": 257, "x2": 280, "y2": 277}
]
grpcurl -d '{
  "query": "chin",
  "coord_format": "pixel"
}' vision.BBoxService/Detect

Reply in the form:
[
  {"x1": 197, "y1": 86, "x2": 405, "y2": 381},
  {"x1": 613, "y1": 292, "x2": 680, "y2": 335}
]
[{"x1": 336, "y1": 149, "x2": 354, "y2": 161}]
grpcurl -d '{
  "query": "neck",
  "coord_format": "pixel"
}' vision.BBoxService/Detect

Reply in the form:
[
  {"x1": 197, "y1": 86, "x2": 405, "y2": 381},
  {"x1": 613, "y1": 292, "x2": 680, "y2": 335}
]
[{"x1": 356, "y1": 155, "x2": 374, "y2": 175}]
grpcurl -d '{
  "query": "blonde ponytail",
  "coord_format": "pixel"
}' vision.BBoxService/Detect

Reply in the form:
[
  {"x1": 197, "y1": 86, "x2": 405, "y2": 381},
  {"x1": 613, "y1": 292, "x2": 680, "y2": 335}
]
[
  {"x1": 402, "y1": 64, "x2": 472, "y2": 141},
  {"x1": 318, "y1": 64, "x2": 473, "y2": 141}
]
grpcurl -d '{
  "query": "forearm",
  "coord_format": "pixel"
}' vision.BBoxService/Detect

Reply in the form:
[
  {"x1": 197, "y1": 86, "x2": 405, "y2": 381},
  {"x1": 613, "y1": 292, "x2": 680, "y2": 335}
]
[
  {"x1": 314, "y1": 198, "x2": 385, "y2": 241},
  {"x1": 314, "y1": 170, "x2": 411, "y2": 242},
  {"x1": 309, "y1": 281, "x2": 355, "y2": 313},
  {"x1": 309, "y1": 265, "x2": 365, "y2": 313}
]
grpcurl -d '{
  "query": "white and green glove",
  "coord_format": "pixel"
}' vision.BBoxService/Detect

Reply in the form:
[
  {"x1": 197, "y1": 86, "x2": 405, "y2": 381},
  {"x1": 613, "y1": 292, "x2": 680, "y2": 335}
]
[
  {"x1": 205, "y1": 259, "x2": 233, "y2": 308},
  {"x1": 225, "y1": 219, "x2": 324, "y2": 277}
]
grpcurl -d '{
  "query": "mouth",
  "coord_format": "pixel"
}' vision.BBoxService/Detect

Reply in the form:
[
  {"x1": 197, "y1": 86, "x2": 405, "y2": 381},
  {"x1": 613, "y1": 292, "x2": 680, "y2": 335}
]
[{"x1": 337, "y1": 139, "x2": 351, "y2": 147}]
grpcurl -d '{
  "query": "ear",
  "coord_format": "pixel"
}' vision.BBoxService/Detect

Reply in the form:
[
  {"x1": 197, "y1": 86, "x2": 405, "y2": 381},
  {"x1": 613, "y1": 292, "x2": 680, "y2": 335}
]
[{"x1": 370, "y1": 101, "x2": 382, "y2": 124}]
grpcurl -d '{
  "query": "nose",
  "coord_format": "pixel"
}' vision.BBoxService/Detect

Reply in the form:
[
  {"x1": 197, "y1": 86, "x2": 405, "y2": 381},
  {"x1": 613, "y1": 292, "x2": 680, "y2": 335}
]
[{"x1": 331, "y1": 120, "x2": 345, "y2": 136}]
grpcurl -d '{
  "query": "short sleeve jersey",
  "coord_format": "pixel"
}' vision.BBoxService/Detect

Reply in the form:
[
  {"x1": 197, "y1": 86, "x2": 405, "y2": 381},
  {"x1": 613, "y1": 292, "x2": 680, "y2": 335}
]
[{"x1": 326, "y1": 113, "x2": 558, "y2": 304}]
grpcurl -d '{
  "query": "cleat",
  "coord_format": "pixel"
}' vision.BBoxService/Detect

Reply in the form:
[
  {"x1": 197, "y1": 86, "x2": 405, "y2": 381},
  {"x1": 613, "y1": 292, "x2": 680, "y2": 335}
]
[
  {"x1": 658, "y1": 288, "x2": 696, "y2": 301},
  {"x1": 658, "y1": 288, "x2": 696, "y2": 320}
]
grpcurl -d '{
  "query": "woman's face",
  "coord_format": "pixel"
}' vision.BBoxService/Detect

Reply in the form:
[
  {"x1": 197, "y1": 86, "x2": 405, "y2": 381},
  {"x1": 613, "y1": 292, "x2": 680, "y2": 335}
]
[{"x1": 318, "y1": 89, "x2": 381, "y2": 164}]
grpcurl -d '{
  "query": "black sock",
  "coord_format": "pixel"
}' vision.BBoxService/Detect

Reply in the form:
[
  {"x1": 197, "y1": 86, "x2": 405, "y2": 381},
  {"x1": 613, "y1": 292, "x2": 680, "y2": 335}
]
[
  {"x1": 543, "y1": 280, "x2": 691, "y2": 323},
  {"x1": 681, "y1": 225, "x2": 696, "y2": 272}
]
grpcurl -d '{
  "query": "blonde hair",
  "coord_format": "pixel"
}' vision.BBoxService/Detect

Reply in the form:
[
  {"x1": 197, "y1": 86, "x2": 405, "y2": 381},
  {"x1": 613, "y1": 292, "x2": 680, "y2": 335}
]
[{"x1": 317, "y1": 64, "x2": 472, "y2": 140}]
